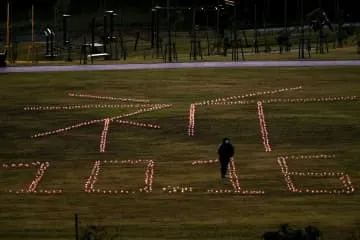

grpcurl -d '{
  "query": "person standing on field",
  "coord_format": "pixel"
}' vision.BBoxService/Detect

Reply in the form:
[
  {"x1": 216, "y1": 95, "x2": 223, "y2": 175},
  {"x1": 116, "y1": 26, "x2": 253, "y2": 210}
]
[{"x1": 217, "y1": 137, "x2": 235, "y2": 179}]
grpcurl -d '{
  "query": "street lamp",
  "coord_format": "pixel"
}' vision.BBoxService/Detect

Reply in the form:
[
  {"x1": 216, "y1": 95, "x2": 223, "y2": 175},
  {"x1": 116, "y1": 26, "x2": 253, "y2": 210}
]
[
  {"x1": 62, "y1": 14, "x2": 71, "y2": 61},
  {"x1": 167, "y1": 0, "x2": 172, "y2": 62},
  {"x1": 298, "y1": 0, "x2": 305, "y2": 59},
  {"x1": 284, "y1": 0, "x2": 287, "y2": 30}
]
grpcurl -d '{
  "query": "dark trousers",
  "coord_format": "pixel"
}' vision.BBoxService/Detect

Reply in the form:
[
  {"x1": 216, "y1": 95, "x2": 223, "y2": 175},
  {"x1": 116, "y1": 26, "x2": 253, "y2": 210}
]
[{"x1": 220, "y1": 158, "x2": 230, "y2": 178}]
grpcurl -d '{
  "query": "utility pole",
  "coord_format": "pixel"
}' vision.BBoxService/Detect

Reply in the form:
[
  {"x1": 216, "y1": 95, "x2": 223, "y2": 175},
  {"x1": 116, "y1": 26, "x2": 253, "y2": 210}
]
[
  {"x1": 335, "y1": 0, "x2": 340, "y2": 23},
  {"x1": 6, "y1": 1, "x2": 10, "y2": 48},
  {"x1": 233, "y1": 0, "x2": 237, "y2": 61},
  {"x1": 265, "y1": 0, "x2": 270, "y2": 20},
  {"x1": 74, "y1": 214, "x2": 79, "y2": 240},
  {"x1": 216, "y1": 0, "x2": 220, "y2": 36},
  {"x1": 299, "y1": 0, "x2": 305, "y2": 59},
  {"x1": 254, "y1": 3, "x2": 259, "y2": 53},
  {"x1": 151, "y1": 0, "x2": 155, "y2": 48},
  {"x1": 284, "y1": 0, "x2": 287, "y2": 31},
  {"x1": 167, "y1": 0, "x2": 172, "y2": 62},
  {"x1": 31, "y1": 4, "x2": 35, "y2": 63},
  {"x1": 192, "y1": 6, "x2": 197, "y2": 60},
  {"x1": 335, "y1": 0, "x2": 342, "y2": 48}
]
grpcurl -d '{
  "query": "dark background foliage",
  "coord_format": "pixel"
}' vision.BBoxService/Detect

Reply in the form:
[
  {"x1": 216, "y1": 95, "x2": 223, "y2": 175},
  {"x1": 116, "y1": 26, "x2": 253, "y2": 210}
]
[{"x1": 0, "y1": 0, "x2": 357, "y2": 25}]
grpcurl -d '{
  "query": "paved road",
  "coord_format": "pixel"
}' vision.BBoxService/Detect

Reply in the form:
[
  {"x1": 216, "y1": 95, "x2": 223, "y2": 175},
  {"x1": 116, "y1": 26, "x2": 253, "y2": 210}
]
[{"x1": 1, "y1": 60, "x2": 360, "y2": 73}]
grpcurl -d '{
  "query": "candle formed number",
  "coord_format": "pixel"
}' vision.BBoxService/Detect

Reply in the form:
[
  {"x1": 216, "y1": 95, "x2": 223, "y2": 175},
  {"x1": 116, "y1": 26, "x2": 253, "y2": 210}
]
[
  {"x1": 84, "y1": 160, "x2": 154, "y2": 194},
  {"x1": 0, "y1": 162, "x2": 62, "y2": 194},
  {"x1": 0, "y1": 155, "x2": 355, "y2": 195},
  {"x1": 277, "y1": 155, "x2": 355, "y2": 194}
]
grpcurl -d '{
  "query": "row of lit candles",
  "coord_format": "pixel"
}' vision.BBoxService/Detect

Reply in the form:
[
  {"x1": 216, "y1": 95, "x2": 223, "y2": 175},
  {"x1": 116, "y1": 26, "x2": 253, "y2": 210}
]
[
  {"x1": 257, "y1": 101, "x2": 272, "y2": 152},
  {"x1": 192, "y1": 159, "x2": 264, "y2": 195},
  {"x1": 188, "y1": 104, "x2": 196, "y2": 136},
  {"x1": 192, "y1": 159, "x2": 218, "y2": 165},
  {"x1": 162, "y1": 186, "x2": 264, "y2": 194},
  {"x1": 68, "y1": 93, "x2": 150, "y2": 103},
  {"x1": 191, "y1": 158, "x2": 240, "y2": 191},
  {"x1": 211, "y1": 96, "x2": 358, "y2": 105},
  {"x1": 99, "y1": 119, "x2": 110, "y2": 152},
  {"x1": 85, "y1": 160, "x2": 101, "y2": 192},
  {"x1": 9, "y1": 189, "x2": 62, "y2": 194},
  {"x1": 284, "y1": 154, "x2": 336, "y2": 160},
  {"x1": 2, "y1": 161, "x2": 41, "y2": 168},
  {"x1": 162, "y1": 186, "x2": 193, "y2": 193},
  {"x1": 32, "y1": 119, "x2": 103, "y2": 138},
  {"x1": 339, "y1": 174, "x2": 354, "y2": 192},
  {"x1": 277, "y1": 156, "x2": 355, "y2": 194},
  {"x1": 100, "y1": 118, "x2": 161, "y2": 153},
  {"x1": 114, "y1": 120, "x2": 160, "y2": 129},
  {"x1": 84, "y1": 160, "x2": 154, "y2": 194},
  {"x1": 1, "y1": 161, "x2": 62, "y2": 194},
  {"x1": 207, "y1": 189, "x2": 265, "y2": 194},
  {"x1": 31, "y1": 104, "x2": 171, "y2": 138},
  {"x1": 90, "y1": 189, "x2": 137, "y2": 194},
  {"x1": 103, "y1": 159, "x2": 153, "y2": 164},
  {"x1": 288, "y1": 172, "x2": 344, "y2": 177},
  {"x1": 28, "y1": 162, "x2": 49, "y2": 192},
  {"x1": 24, "y1": 104, "x2": 164, "y2": 111},
  {"x1": 193, "y1": 86, "x2": 303, "y2": 106},
  {"x1": 228, "y1": 158, "x2": 241, "y2": 191},
  {"x1": 144, "y1": 160, "x2": 154, "y2": 191}
]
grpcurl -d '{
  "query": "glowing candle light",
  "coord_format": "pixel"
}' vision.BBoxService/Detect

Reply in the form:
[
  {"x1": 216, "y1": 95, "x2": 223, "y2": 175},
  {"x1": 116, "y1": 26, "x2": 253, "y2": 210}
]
[
  {"x1": 257, "y1": 101, "x2": 271, "y2": 152},
  {"x1": 99, "y1": 119, "x2": 110, "y2": 153},
  {"x1": 68, "y1": 93, "x2": 150, "y2": 103}
]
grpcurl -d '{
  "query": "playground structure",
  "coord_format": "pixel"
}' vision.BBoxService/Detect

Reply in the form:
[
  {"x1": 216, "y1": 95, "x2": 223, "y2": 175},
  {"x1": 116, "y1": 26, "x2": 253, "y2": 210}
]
[
  {"x1": 292, "y1": 0, "x2": 336, "y2": 59},
  {"x1": 150, "y1": 3, "x2": 240, "y2": 61},
  {"x1": 44, "y1": 27, "x2": 57, "y2": 59},
  {"x1": 0, "y1": 50, "x2": 6, "y2": 67},
  {"x1": 150, "y1": 3, "x2": 227, "y2": 62},
  {"x1": 1, "y1": 0, "x2": 359, "y2": 66},
  {"x1": 80, "y1": 10, "x2": 123, "y2": 64},
  {"x1": 307, "y1": 8, "x2": 333, "y2": 54}
]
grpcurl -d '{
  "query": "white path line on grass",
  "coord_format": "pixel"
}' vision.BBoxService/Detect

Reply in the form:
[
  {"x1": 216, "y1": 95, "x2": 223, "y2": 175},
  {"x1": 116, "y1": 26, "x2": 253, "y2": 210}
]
[{"x1": 2, "y1": 60, "x2": 360, "y2": 73}]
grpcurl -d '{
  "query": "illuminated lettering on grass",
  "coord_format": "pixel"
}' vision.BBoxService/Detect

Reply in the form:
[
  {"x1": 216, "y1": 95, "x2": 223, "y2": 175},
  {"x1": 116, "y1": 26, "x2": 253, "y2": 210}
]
[
  {"x1": 15, "y1": 90, "x2": 358, "y2": 196},
  {"x1": 25, "y1": 92, "x2": 170, "y2": 153},
  {"x1": 187, "y1": 86, "x2": 303, "y2": 137}
]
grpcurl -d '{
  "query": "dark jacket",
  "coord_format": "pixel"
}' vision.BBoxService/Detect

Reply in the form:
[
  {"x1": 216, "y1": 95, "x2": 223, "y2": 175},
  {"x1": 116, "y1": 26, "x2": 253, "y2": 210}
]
[{"x1": 218, "y1": 138, "x2": 234, "y2": 160}]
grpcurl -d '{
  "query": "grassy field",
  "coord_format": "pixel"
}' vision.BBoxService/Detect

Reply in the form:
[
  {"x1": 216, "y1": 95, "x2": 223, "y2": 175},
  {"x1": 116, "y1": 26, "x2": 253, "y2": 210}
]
[{"x1": 0, "y1": 67, "x2": 360, "y2": 240}]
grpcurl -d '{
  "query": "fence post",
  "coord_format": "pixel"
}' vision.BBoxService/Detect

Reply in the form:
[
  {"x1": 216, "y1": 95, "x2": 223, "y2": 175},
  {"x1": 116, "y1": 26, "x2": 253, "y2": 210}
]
[{"x1": 75, "y1": 213, "x2": 79, "y2": 240}]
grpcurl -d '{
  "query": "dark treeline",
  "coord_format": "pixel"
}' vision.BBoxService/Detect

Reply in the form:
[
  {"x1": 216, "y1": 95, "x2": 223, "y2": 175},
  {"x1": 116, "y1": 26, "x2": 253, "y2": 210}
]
[{"x1": 0, "y1": 0, "x2": 357, "y2": 25}]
